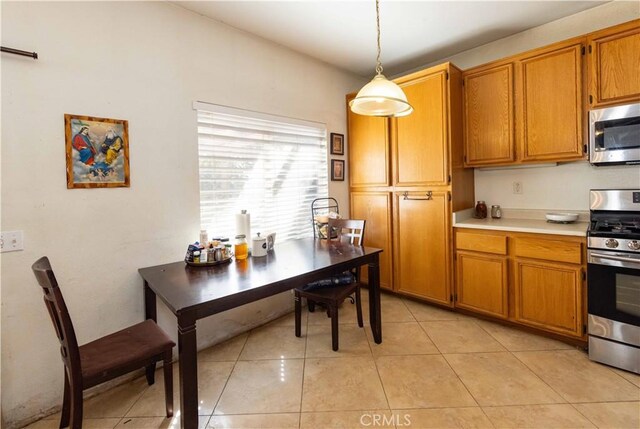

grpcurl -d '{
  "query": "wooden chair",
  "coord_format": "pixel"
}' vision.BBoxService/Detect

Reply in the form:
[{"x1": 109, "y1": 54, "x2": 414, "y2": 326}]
[
  {"x1": 32, "y1": 257, "x2": 175, "y2": 429},
  {"x1": 294, "y1": 219, "x2": 366, "y2": 351}
]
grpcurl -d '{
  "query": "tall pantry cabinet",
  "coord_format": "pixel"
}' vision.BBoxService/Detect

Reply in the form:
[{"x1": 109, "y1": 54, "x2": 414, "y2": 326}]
[{"x1": 348, "y1": 62, "x2": 474, "y2": 304}]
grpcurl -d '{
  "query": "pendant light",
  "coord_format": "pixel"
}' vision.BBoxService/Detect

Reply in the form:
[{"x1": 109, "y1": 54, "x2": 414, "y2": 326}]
[{"x1": 349, "y1": 0, "x2": 413, "y2": 117}]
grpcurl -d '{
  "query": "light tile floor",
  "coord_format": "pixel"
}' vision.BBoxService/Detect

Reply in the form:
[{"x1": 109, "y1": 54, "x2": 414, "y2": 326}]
[{"x1": 26, "y1": 291, "x2": 640, "y2": 428}]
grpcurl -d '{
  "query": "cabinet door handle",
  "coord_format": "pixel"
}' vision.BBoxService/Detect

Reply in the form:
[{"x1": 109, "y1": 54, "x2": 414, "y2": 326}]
[{"x1": 403, "y1": 191, "x2": 432, "y2": 201}]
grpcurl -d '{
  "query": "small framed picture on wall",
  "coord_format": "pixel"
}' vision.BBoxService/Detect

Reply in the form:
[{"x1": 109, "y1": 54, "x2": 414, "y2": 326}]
[
  {"x1": 331, "y1": 159, "x2": 345, "y2": 181},
  {"x1": 330, "y1": 133, "x2": 344, "y2": 155}
]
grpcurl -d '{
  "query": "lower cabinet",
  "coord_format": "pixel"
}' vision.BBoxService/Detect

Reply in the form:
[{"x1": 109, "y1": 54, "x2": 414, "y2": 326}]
[
  {"x1": 514, "y1": 260, "x2": 583, "y2": 337},
  {"x1": 394, "y1": 191, "x2": 452, "y2": 306},
  {"x1": 456, "y1": 251, "x2": 509, "y2": 318},
  {"x1": 350, "y1": 191, "x2": 393, "y2": 290},
  {"x1": 454, "y1": 228, "x2": 586, "y2": 340}
]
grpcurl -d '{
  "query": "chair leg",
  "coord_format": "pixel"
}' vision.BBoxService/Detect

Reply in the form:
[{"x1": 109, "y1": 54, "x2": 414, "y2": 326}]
[
  {"x1": 68, "y1": 378, "x2": 83, "y2": 429},
  {"x1": 331, "y1": 304, "x2": 339, "y2": 351},
  {"x1": 295, "y1": 292, "x2": 302, "y2": 338},
  {"x1": 163, "y1": 352, "x2": 174, "y2": 418},
  {"x1": 355, "y1": 287, "x2": 363, "y2": 328},
  {"x1": 145, "y1": 362, "x2": 156, "y2": 386},
  {"x1": 60, "y1": 370, "x2": 70, "y2": 429},
  {"x1": 308, "y1": 299, "x2": 316, "y2": 312}
]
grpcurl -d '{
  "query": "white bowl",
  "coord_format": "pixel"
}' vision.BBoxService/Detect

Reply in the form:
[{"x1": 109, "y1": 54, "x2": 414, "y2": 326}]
[{"x1": 545, "y1": 213, "x2": 579, "y2": 223}]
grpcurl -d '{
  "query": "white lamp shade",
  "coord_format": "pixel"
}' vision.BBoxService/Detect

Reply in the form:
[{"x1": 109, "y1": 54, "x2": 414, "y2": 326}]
[{"x1": 349, "y1": 74, "x2": 413, "y2": 117}]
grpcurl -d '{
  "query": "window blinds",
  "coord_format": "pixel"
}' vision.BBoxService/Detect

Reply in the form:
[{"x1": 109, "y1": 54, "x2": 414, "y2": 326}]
[{"x1": 195, "y1": 102, "x2": 328, "y2": 242}]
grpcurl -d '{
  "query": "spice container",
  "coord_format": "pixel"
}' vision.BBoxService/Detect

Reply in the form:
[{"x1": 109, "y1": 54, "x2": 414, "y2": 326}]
[
  {"x1": 234, "y1": 234, "x2": 248, "y2": 260},
  {"x1": 491, "y1": 205, "x2": 502, "y2": 219},
  {"x1": 474, "y1": 201, "x2": 488, "y2": 219}
]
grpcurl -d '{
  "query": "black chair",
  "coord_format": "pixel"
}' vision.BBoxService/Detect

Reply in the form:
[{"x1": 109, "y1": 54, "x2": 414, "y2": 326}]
[
  {"x1": 294, "y1": 219, "x2": 366, "y2": 351},
  {"x1": 32, "y1": 257, "x2": 175, "y2": 429}
]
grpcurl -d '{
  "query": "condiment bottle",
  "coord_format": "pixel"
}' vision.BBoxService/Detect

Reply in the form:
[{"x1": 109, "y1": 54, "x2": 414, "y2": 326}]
[
  {"x1": 234, "y1": 234, "x2": 248, "y2": 260},
  {"x1": 475, "y1": 201, "x2": 488, "y2": 219}
]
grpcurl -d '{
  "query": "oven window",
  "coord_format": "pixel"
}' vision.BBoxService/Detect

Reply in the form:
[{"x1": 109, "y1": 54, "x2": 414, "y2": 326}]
[
  {"x1": 595, "y1": 117, "x2": 640, "y2": 151},
  {"x1": 616, "y1": 273, "x2": 640, "y2": 317}
]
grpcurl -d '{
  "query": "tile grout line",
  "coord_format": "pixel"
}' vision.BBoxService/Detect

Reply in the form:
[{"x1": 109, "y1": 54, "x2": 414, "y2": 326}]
[
  {"x1": 508, "y1": 350, "x2": 572, "y2": 405},
  {"x1": 208, "y1": 331, "x2": 250, "y2": 423},
  {"x1": 298, "y1": 305, "x2": 310, "y2": 428}
]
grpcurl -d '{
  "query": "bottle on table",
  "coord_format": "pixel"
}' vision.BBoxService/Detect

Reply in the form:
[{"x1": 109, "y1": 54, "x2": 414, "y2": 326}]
[{"x1": 234, "y1": 234, "x2": 248, "y2": 260}]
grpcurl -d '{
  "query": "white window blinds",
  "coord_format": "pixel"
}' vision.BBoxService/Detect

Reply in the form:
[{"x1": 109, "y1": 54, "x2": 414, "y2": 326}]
[{"x1": 195, "y1": 102, "x2": 328, "y2": 242}]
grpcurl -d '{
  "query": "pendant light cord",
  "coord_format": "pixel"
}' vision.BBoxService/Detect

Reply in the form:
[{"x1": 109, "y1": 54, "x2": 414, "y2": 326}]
[{"x1": 375, "y1": 0, "x2": 383, "y2": 75}]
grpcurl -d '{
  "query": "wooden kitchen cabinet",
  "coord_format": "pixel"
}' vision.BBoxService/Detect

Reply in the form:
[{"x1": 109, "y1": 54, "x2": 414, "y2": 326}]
[
  {"x1": 463, "y1": 63, "x2": 515, "y2": 166},
  {"x1": 517, "y1": 40, "x2": 586, "y2": 162},
  {"x1": 350, "y1": 191, "x2": 393, "y2": 290},
  {"x1": 514, "y1": 260, "x2": 583, "y2": 337},
  {"x1": 454, "y1": 230, "x2": 509, "y2": 318},
  {"x1": 453, "y1": 228, "x2": 587, "y2": 342},
  {"x1": 393, "y1": 65, "x2": 451, "y2": 186},
  {"x1": 346, "y1": 94, "x2": 390, "y2": 187},
  {"x1": 456, "y1": 251, "x2": 509, "y2": 318},
  {"x1": 588, "y1": 19, "x2": 640, "y2": 108},
  {"x1": 394, "y1": 191, "x2": 451, "y2": 305}
]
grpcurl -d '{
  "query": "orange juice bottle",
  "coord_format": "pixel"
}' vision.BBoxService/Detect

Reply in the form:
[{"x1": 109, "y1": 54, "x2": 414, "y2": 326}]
[{"x1": 234, "y1": 234, "x2": 248, "y2": 260}]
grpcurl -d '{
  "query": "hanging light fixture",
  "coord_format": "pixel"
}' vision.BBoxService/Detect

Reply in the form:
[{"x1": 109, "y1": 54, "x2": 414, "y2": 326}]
[{"x1": 350, "y1": 0, "x2": 413, "y2": 117}]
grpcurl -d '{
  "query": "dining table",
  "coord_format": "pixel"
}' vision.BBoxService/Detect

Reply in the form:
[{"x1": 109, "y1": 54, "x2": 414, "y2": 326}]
[{"x1": 138, "y1": 237, "x2": 383, "y2": 429}]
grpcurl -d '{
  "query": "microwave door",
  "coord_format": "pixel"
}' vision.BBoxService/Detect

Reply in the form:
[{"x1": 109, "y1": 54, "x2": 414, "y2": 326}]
[{"x1": 590, "y1": 103, "x2": 640, "y2": 165}]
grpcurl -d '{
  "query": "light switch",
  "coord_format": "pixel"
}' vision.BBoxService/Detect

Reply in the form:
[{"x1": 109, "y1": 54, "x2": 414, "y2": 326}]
[{"x1": 0, "y1": 231, "x2": 24, "y2": 252}]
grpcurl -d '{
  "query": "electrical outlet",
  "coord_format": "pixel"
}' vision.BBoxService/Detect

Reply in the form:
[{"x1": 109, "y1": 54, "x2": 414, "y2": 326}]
[
  {"x1": 513, "y1": 181, "x2": 523, "y2": 194},
  {"x1": 0, "y1": 231, "x2": 24, "y2": 252}
]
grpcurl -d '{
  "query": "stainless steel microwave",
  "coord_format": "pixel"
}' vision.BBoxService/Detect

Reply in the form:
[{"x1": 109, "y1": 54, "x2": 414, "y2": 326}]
[{"x1": 589, "y1": 102, "x2": 640, "y2": 166}]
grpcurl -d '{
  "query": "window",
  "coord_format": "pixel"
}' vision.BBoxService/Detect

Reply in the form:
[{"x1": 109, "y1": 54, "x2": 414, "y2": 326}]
[{"x1": 195, "y1": 102, "x2": 328, "y2": 242}]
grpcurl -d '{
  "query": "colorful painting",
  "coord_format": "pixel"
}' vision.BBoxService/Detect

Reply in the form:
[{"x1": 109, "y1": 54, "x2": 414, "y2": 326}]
[{"x1": 64, "y1": 114, "x2": 130, "y2": 188}]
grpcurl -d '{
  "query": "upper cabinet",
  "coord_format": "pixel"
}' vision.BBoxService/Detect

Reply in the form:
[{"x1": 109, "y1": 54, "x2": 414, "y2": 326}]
[
  {"x1": 346, "y1": 94, "x2": 390, "y2": 187},
  {"x1": 517, "y1": 41, "x2": 585, "y2": 161},
  {"x1": 393, "y1": 66, "x2": 450, "y2": 186},
  {"x1": 463, "y1": 64, "x2": 515, "y2": 166},
  {"x1": 587, "y1": 19, "x2": 640, "y2": 108}
]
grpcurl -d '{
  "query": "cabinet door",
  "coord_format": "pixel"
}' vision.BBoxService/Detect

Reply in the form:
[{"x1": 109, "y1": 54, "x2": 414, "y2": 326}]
[
  {"x1": 588, "y1": 22, "x2": 640, "y2": 107},
  {"x1": 350, "y1": 192, "x2": 393, "y2": 290},
  {"x1": 463, "y1": 64, "x2": 515, "y2": 166},
  {"x1": 394, "y1": 71, "x2": 448, "y2": 186},
  {"x1": 347, "y1": 96, "x2": 390, "y2": 187},
  {"x1": 518, "y1": 42, "x2": 585, "y2": 161},
  {"x1": 456, "y1": 251, "x2": 508, "y2": 318},
  {"x1": 514, "y1": 260, "x2": 583, "y2": 337},
  {"x1": 394, "y1": 191, "x2": 451, "y2": 305}
]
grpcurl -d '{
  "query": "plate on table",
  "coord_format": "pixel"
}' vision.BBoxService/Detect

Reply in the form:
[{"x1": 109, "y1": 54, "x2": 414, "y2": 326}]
[{"x1": 545, "y1": 213, "x2": 579, "y2": 223}]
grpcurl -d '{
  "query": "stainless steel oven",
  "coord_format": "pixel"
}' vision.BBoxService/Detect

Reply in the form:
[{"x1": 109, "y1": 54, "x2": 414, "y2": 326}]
[
  {"x1": 589, "y1": 102, "x2": 640, "y2": 166},
  {"x1": 587, "y1": 189, "x2": 640, "y2": 374}
]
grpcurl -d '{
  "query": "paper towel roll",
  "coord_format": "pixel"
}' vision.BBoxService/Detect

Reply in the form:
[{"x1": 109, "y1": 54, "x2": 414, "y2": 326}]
[{"x1": 235, "y1": 210, "x2": 251, "y2": 239}]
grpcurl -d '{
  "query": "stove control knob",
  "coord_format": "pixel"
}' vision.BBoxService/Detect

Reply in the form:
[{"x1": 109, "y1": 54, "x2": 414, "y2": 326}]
[
  {"x1": 605, "y1": 239, "x2": 619, "y2": 248},
  {"x1": 628, "y1": 240, "x2": 640, "y2": 251}
]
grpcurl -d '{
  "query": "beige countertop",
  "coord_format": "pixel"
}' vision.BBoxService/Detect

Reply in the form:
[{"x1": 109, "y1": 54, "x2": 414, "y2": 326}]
[{"x1": 453, "y1": 208, "x2": 589, "y2": 237}]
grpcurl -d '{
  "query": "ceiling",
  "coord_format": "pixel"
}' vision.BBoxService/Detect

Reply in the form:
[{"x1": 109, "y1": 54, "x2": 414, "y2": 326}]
[{"x1": 175, "y1": 1, "x2": 607, "y2": 77}]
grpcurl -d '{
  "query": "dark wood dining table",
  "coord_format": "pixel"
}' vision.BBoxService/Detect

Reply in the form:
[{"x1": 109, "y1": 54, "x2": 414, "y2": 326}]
[{"x1": 139, "y1": 237, "x2": 383, "y2": 429}]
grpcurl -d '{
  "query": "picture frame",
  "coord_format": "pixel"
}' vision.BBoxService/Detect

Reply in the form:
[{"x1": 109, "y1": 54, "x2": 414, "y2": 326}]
[
  {"x1": 331, "y1": 159, "x2": 345, "y2": 181},
  {"x1": 64, "y1": 114, "x2": 130, "y2": 189},
  {"x1": 330, "y1": 132, "x2": 344, "y2": 155}
]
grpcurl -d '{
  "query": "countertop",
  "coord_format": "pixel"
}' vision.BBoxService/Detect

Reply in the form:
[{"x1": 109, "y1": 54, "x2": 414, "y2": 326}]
[{"x1": 453, "y1": 208, "x2": 589, "y2": 237}]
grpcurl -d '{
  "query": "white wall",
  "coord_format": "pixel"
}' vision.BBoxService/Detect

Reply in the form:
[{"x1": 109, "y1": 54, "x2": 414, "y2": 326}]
[
  {"x1": 0, "y1": 2, "x2": 364, "y2": 427},
  {"x1": 418, "y1": 1, "x2": 640, "y2": 210}
]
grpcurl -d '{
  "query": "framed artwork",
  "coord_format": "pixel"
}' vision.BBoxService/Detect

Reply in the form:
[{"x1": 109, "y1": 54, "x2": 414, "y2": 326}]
[
  {"x1": 64, "y1": 114, "x2": 130, "y2": 188},
  {"x1": 330, "y1": 133, "x2": 344, "y2": 155},
  {"x1": 331, "y1": 159, "x2": 345, "y2": 181}
]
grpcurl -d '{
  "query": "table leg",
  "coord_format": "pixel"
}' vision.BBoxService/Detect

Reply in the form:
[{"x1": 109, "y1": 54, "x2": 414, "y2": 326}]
[
  {"x1": 178, "y1": 314, "x2": 199, "y2": 429},
  {"x1": 368, "y1": 255, "x2": 382, "y2": 343},
  {"x1": 144, "y1": 281, "x2": 157, "y2": 322}
]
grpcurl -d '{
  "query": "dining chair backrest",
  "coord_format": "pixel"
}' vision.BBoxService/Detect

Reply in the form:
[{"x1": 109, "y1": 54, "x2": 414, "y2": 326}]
[
  {"x1": 328, "y1": 218, "x2": 366, "y2": 247},
  {"x1": 31, "y1": 257, "x2": 81, "y2": 382}
]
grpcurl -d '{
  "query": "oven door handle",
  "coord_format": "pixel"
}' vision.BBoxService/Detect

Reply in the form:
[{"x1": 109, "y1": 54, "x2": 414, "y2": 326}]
[{"x1": 590, "y1": 252, "x2": 640, "y2": 266}]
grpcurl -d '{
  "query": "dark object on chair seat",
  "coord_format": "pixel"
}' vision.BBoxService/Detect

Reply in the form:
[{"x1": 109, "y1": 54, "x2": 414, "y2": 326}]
[
  {"x1": 294, "y1": 219, "x2": 366, "y2": 351},
  {"x1": 32, "y1": 256, "x2": 175, "y2": 429}
]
